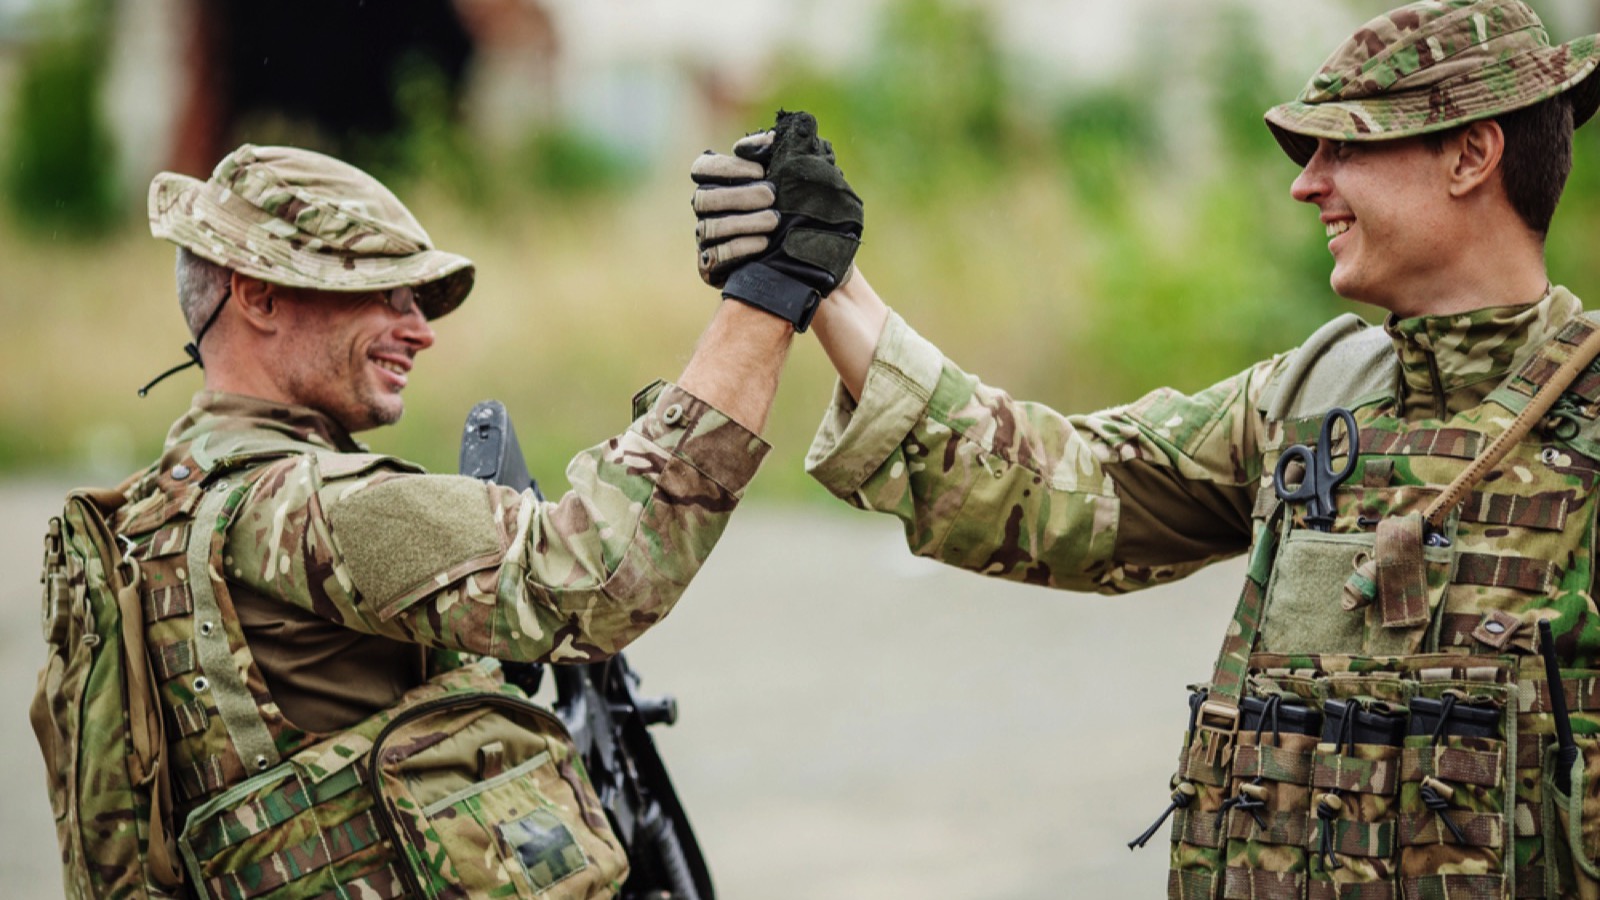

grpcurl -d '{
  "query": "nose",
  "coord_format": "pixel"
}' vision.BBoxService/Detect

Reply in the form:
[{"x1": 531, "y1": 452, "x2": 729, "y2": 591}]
[
  {"x1": 1290, "y1": 142, "x2": 1332, "y2": 205},
  {"x1": 395, "y1": 306, "x2": 435, "y2": 352}
]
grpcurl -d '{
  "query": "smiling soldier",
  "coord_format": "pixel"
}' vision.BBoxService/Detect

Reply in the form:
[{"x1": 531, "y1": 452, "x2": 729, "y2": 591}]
[
  {"x1": 33, "y1": 137, "x2": 852, "y2": 898},
  {"x1": 695, "y1": 1, "x2": 1600, "y2": 897}
]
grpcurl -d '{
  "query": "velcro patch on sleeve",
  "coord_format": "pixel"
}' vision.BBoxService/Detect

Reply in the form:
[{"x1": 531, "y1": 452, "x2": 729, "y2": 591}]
[{"x1": 326, "y1": 474, "x2": 510, "y2": 620}]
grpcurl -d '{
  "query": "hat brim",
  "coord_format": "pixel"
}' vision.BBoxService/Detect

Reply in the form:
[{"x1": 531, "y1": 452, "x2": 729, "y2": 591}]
[
  {"x1": 1264, "y1": 36, "x2": 1600, "y2": 166},
  {"x1": 148, "y1": 172, "x2": 475, "y2": 319}
]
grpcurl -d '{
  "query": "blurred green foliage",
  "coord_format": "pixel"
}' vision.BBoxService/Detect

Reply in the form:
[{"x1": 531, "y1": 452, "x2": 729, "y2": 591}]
[
  {"x1": 514, "y1": 127, "x2": 639, "y2": 201},
  {"x1": 3, "y1": 0, "x2": 119, "y2": 235},
  {"x1": 757, "y1": 0, "x2": 1350, "y2": 403},
  {"x1": 754, "y1": 0, "x2": 1020, "y2": 197},
  {"x1": 366, "y1": 56, "x2": 642, "y2": 212},
  {"x1": 12, "y1": 0, "x2": 1600, "y2": 501}
]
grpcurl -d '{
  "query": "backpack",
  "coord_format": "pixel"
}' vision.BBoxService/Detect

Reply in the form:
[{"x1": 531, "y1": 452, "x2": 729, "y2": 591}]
[{"x1": 30, "y1": 487, "x2": 184, "y2": 898}]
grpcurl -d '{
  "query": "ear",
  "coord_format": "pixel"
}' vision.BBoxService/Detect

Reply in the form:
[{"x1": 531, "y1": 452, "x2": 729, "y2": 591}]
[
  {"x1": 1447, "y1": 120, "x2": 1504, "y2": 198},
  {"x1": 230, "y1": 273, "x2": 286, "y2": 335}
]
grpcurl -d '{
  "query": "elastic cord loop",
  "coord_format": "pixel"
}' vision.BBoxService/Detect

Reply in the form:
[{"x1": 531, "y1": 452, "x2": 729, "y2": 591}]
[{"x1": 137, "y1": 287, "x2": 231, "y2": 397}]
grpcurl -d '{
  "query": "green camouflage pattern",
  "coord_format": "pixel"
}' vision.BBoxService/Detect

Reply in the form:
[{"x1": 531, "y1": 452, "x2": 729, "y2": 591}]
[
  {"x1": 144, "y1": 386, "x2": 765, "y2": 667},
  {"x1": 177, "y1": 660, "x2": 626, "y2": 899},
  {"x1": 65, "y1": 383, "x2": 763, "y2": 897},
  {"x1": 149, "y1": 144, "x2": 475, "y2": 319},
  {"x1": 367, "y1": 678, "x2": 625, "y2": 899},
  {"x1": 32, "y1": 491, "x2": 184, "y2": 898},
  {"x1": 806, "y1": 287, "x2": 1600, "y2": 896},
  {"x1": 806, "y1": 311, "x2": 1278, "y2": 594},
  {"x1": 1264, "y1": 0, "x2": 1600, "y2": 166},
  {"x1": 1221, "y1": 730, "x2": 1321, "y2": 897}
]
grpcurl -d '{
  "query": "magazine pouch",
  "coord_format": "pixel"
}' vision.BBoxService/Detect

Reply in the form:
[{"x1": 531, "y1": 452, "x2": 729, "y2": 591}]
[
  {"x1": 1397, "y1": 683, "x2": 1513, "y2": 899},
  {"x1": 1307, "y1": 680, "x2": 1407, "y2": 900},
  {"x1": 1221, "y1": 678, "x2": 1323, "y2": 899}
]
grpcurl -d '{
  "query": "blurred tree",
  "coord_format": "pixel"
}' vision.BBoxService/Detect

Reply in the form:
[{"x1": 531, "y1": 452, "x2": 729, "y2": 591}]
[
  {"x1": 756, "y1": 0, "x2": 1023, "y2": 198},
  {"x1": 4, "y1": 0, "x2": 120, "y2": 236}
]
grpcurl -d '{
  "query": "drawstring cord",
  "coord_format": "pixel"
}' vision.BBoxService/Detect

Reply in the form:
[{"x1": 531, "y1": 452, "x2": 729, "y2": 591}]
[
  {"x1": 1421, "y1": 694, "x2": 1469, "y2": 844},
  {"x1": 1216, "y1": 695, "x2": 1280, "y2": 833},
  {"x1": 137, "y1": 287, "x2": 231, "y2": 397},
  {"x1": 1128, "y1": 690, "x2": 1209, "y2": 850},
  {"x1": 1316, "y1": 701, "x2": 1360, "y2": 871}
]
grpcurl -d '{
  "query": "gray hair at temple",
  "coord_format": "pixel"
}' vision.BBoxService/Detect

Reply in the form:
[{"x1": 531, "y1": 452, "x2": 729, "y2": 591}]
[{"x1": 174, "y1": 246, "x2": 232, "y2": 338}]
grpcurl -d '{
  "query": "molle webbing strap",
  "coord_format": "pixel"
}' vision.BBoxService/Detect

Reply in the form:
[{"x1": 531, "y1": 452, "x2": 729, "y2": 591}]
[
  {"x1": 151, "y1": 640, "x2": 197, "y2": 681},
  {"x1": 1309, "y1": 882, "x2": 1396, "y2": 900},
  {"x1": 1354, "y1": 427, "x2": 1484, "y2": 460},
  {"x1": 1400, "y1": 874, "x2": 1505, "y2": 899},
  {"x1": 1454, "y1": 553, "x2": 1558, "y2": 593},
  {"x1": 188, "y1": 484, "x2": 283, "y2": 779},
  {"x1": 1222, "y1": 868, "x2": 1304, "y2": 900},
  {"x1": 1424, "y1": 321, "x2": 1600, "y2": 532},
  {"x1": 143, "y1": 583, "x2": 193, "y2": 622},
  {"x1": 1225, "y1": 810, "x2": 1313, "y2": 844},
  {"x1": 172, "y1": 700, "x2": 210, "y2": 737},
  {"x1": 179, "y1": 756, "x2": 227, "y2": 799},
  {"x1": 205, "y1": 810, "x2": 385, "y2": 898},
  {"x1": 186, "y1": 766, "x2": 365, "y2": 862},
  {"x1": 305, "y1": 865, "x2": 407, "y2": 900},
  {"x1": 1232, "y1": 744, "x2": 1313, "y2": 783},
  {"x1": 1458, "y1": 490, "x2": 1572, "y2": 532},
  {"x1": 1168, "y1": 868, "x2": 1219, "y2": 900}
]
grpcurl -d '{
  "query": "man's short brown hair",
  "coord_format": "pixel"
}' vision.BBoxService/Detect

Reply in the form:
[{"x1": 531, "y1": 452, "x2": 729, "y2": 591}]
[{"x1": 1424, "y1": 92, "x2": 1581, "y2": 237}]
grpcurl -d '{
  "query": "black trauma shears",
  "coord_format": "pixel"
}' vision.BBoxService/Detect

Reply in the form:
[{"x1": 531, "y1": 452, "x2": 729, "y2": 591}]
[{"x1": 1272, "y1": 407, "x2": 1358, "y2": 531}]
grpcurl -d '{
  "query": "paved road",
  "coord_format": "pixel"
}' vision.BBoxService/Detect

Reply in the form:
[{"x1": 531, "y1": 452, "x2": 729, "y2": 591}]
[{"x1": 0, "y1": 478, "x2": 1242, "y2": 898}]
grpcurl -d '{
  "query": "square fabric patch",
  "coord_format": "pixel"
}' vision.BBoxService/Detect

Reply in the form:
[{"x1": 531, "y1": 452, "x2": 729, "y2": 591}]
[{"x1": 500, "y1": 808, "x2": 589, "y2": 890}]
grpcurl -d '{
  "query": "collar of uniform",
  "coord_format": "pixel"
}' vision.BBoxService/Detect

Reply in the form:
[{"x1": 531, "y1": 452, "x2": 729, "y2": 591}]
[
  {"x1": 162, "y1": 391, "x2": 365, "y2": 459},
  {"x1": 1381, "y1": 287, "x2": 1582, "y2": 418}
]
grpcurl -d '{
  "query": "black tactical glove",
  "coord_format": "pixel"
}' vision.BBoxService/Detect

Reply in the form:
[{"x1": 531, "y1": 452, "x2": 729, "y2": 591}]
[
  {"x1": 718, "y1": 111, "x2": 863, "y2": 332},
  {"x1": 691, "y1": 131, "x2": 779, "y2": 288}
]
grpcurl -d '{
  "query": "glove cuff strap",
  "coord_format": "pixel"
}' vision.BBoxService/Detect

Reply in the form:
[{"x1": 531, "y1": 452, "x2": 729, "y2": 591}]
[{"x1": 722, "y1": 262, "x2": 822, "y2": 333}]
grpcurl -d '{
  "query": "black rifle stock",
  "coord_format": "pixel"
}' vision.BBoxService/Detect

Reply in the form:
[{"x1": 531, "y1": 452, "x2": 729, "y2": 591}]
[{"x1": 460, "y1": 399, "x2": 715, "y2": 900}]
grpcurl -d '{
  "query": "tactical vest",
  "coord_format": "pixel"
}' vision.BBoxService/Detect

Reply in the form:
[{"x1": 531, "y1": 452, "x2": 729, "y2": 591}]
[
  {"x1": 111, "y1": 445, "x2": 628, "y2": 899},
  {"x1": 1164, "y1": 312, "x2": 1600, "y2": 900}
]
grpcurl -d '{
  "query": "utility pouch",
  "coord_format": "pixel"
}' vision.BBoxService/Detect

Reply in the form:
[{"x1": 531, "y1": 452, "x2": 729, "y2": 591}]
[
  {"x1": 369, "y1": 691, "x2": 627, "y2": 899},
  {"x1": 1397, "y1": 685, "x2": 1513, "y2": 898},
  {"x1": 1543, "y1": 733, "x2": 1600, "y2": 898},
  {"x1": 1308, "y1": 695, "x2": 1407, "y2": 899},
  {"x1": 176, "y1": 661, "x2": 628, "y2": 900},
  {"x1": 1221, "y1": 694, "x2": 1322, "y2": 899},
  {"x1": 1257, "y1": 515, "x2": 1454, "y2": 660}
]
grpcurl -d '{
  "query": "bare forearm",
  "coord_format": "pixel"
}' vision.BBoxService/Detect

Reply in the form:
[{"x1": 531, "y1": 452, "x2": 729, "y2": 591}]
[
  {"x1": 678, "y1": 300, "x2": 795, "y2": 433},
  {"x1": 810, "y1": 269, "x2": 890, "y2": 401}
]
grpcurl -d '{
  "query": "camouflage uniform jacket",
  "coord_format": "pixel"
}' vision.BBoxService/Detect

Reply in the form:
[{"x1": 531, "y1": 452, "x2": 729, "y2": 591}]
[
  {"x1": 807, "y1": 287, "x2": 1600, "y2": 897},
  {"x1": 123, "y1": 384, "x2": 767, "y2": 737},
  {"x1": 806, "y1": 288, "x2": 1586, "y2": 597}
]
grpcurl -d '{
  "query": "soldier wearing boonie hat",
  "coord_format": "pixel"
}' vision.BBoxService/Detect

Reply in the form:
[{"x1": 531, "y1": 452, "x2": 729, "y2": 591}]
[
  {"x1": 38, "y1": 138, "x2": 827, "y2": 896},
  {"x1": 693, "y1": 2, "x2": 1600, "y2": 896},
  {"x1": 1263, "y1": 0, "x2": 1600, "y2": 166},
  {"x1": 137, "y1": 144, "x2": 476, "y2": 393}
]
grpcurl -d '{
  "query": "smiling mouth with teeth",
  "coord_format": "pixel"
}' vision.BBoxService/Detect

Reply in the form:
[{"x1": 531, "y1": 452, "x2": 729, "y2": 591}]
[
  {"x1": 374, "y1": 359, "x2": 407, "y2": 376},
  {"x1": 1325, "y1": 220, "x2": 1352, "y2": 238}
]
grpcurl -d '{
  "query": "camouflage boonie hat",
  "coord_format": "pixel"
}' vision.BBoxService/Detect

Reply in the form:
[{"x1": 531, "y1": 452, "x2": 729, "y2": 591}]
[
  {"x1": 148, "y1": 144, "x2": 474, "y2": 319},
  {"x1": 1265, "y1": 0, "x2": 1600, "y2": 166}
]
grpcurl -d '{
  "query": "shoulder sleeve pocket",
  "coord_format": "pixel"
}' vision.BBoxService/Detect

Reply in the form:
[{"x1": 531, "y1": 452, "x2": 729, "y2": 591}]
[{"x1": 326, "y1": 474, "x2": 514, "y2": 620}]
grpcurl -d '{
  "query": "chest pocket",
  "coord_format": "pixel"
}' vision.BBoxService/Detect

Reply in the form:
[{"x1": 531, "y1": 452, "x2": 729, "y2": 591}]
[{"x1": 1258, "y1": 516, "x2": 1456, "y2": 658}]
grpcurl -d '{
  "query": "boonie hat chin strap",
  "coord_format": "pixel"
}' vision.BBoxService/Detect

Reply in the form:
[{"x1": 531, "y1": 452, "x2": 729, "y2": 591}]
[{"x1": 137, "y1": 287, "x2": 231, "y2": 397}]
